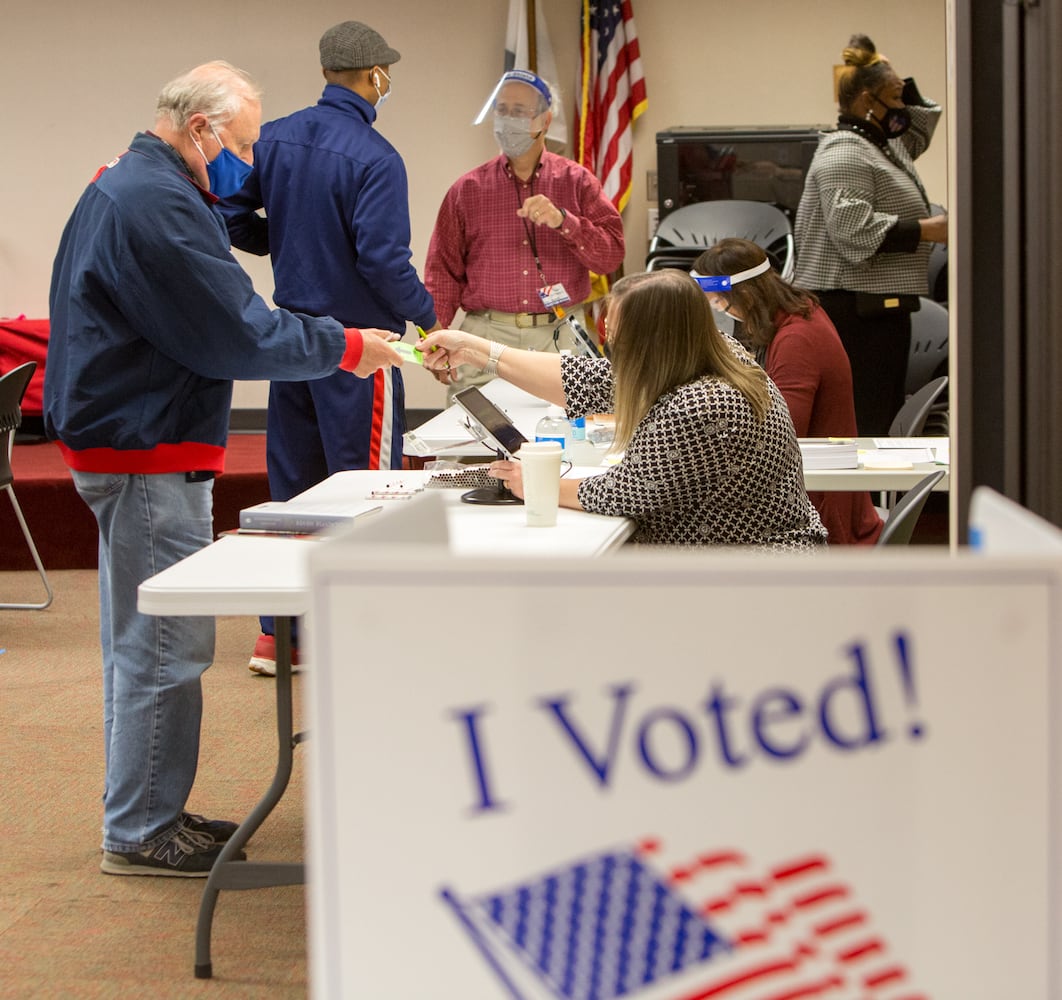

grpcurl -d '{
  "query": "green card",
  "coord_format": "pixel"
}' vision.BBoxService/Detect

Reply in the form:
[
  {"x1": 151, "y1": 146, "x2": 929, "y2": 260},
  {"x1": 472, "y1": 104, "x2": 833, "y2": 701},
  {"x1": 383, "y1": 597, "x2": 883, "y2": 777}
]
[{"x1": 393, "y1": 342, "x2": 424, "y2": 365}]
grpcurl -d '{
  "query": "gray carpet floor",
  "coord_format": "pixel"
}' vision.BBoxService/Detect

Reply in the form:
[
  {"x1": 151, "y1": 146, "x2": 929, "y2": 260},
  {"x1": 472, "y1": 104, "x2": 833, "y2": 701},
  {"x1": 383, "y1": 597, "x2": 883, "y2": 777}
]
[{"x1": 0, "y1": 569, "x2": 308, "y2": 998}]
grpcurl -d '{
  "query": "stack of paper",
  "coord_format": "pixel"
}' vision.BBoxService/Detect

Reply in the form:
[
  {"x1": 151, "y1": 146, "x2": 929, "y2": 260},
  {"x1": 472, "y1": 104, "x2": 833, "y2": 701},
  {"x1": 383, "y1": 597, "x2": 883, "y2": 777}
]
[
  {"x1": 239, "y1": 498, "x2": 383, "y2": 534},
  {"x1": 872, "y1": 436, "x2": 949, "y2": 465},
  {"x1": 798, "y1": 439, "x2": 859, "y2": 470}
]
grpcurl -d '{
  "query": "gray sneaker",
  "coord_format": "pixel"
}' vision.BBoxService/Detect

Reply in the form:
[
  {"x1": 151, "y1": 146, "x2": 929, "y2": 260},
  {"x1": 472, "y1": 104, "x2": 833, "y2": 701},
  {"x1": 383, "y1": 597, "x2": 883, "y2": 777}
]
[
  {"x1": 100, "y1": 824, "x2": 245, "y2": 878},
  {"x1": 180, "y1": 811, "x2": 239, "y2": 846}
]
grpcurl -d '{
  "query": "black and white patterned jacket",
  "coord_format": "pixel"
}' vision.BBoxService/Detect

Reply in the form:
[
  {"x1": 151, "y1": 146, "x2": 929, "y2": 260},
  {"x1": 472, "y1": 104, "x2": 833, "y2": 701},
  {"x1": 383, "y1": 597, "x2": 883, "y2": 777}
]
[
  {"x1": 562, "y1": 350, "x2": 827, "y2": 550},
  {"x1": 793, "y1": 101, "x2": 942, "y2": 295}
]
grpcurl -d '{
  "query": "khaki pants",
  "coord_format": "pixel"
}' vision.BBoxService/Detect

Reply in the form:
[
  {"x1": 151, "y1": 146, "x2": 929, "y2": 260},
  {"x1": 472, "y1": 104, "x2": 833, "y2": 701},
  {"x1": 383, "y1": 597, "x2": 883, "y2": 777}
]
[{"x1": 445, "y1": 308, "x2": 584, "y2": 405}]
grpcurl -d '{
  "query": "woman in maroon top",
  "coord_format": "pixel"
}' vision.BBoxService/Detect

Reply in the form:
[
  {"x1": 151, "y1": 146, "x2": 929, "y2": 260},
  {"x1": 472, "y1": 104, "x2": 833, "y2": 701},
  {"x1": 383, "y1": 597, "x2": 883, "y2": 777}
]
[{"x1": 693, "y1": 238, "x2": 884, "y2": 545}]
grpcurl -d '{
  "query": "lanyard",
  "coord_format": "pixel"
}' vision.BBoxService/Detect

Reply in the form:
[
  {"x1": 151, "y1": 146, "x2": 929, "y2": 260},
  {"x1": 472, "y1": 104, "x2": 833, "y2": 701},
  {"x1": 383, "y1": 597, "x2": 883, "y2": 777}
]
[{"x1": 512, "y1": 174, "x2": 550, "y2": 287}]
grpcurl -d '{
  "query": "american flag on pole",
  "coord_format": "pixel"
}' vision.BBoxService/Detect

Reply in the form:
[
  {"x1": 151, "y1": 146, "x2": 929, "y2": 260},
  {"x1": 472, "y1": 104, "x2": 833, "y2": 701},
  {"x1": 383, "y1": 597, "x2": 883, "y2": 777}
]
[
  {"x1": 440, "y1": 837, "x2": 926, "y2": 1000},
  {"x1": 575, "y1": 0, "x2": 648, "y2": 214}
]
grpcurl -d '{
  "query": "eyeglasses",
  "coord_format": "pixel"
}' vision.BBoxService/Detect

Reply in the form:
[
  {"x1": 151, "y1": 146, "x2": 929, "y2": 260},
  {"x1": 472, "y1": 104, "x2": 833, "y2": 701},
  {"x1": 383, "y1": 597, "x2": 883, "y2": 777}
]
[{"x1": 494, "y1": 103, "x2": 542, "y2": 119}]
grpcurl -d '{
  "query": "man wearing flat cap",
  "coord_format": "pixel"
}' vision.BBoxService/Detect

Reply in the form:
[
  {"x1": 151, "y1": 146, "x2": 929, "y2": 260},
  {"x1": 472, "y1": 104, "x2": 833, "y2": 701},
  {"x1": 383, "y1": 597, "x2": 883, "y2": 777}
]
[{"x1": 220, "y1": 22, "x2": 438, "y2": 677}]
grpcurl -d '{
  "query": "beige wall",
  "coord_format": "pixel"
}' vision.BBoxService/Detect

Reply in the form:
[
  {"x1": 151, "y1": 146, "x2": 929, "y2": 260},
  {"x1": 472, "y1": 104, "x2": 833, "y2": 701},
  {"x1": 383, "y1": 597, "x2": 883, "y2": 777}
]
[{"x1": 1, "y1": 0, "x2": 946, "y2": 412}]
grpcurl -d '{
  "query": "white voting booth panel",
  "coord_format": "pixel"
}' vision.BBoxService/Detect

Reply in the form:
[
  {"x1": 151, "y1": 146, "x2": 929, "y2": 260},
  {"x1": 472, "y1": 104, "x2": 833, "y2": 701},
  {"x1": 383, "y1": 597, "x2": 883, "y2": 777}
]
[
  {"x1": 969, "y1": 485, "x2": 1062, "y2": 554},
  {"x1": 305, "y1": 542, "x2": 1062, "y2": 1000}
]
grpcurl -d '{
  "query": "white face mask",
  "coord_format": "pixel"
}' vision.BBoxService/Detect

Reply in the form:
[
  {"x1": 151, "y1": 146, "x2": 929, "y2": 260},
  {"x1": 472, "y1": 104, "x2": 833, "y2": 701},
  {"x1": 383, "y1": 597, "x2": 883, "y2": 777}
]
[
  {"x1": 493, "y1": 114, "x2": 538, "y2": 158},
  {"x1": 373, "y1": 68, "x2": 392, "y2": 107}
]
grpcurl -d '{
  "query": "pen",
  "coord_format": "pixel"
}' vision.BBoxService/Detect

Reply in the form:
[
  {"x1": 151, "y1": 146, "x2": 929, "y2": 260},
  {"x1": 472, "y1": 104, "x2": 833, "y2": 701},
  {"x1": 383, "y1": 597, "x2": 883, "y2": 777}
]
[{"x1": 416, "y1": 325, "x2": 438, "y2": 352}]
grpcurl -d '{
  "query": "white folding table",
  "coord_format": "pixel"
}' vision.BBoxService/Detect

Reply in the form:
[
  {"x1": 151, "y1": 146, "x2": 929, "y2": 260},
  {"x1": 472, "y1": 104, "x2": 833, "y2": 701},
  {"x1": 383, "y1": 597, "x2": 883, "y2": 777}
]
[
  {"x1": 136, "y1": 471, "x2": 634, "y2": 978},
  {"x1": 404, "y1": 381, "x2": 950, "y2": 492}
]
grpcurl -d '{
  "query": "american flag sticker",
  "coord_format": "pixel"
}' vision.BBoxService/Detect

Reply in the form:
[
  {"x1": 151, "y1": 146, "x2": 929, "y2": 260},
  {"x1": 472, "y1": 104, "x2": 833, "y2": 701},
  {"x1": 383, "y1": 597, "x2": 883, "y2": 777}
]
[{"x1": 440, "y1": 838, "x2": 926, "y2": 1000}]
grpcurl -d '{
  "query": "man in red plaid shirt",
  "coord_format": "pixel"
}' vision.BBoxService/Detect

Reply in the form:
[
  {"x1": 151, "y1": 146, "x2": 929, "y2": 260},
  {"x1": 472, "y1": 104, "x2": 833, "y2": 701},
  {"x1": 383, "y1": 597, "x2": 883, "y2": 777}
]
[{"x1": 425, "y1": 70, "x2": 624, "y2": 399}]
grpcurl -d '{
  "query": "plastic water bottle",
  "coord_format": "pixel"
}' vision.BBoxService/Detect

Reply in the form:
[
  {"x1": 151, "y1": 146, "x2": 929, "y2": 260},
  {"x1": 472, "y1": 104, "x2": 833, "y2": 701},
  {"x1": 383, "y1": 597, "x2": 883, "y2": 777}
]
[
  {"x1": 535, "y1": 406, "x2": 570, "y2": 456},
  {"x1": 570, "y1": 415, "x2": 586, "y2": 440}
]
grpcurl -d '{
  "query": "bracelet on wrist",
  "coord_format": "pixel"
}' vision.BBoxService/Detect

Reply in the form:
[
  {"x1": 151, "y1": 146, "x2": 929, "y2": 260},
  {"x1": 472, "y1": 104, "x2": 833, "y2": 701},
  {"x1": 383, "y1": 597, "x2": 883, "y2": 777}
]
[{"x1": 484, "y1": 341, "x2": 508, "y2": 377}]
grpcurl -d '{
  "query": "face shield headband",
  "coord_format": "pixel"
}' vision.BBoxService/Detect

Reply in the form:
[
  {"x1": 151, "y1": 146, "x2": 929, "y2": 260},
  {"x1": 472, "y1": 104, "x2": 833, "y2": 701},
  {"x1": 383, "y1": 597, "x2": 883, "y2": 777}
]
[
  {"x1": 690, "y1": 257, "x2": 772, "y2": 292},
  {"x1": 473, "y1": 69, "x2": 552, "y2": 125}
]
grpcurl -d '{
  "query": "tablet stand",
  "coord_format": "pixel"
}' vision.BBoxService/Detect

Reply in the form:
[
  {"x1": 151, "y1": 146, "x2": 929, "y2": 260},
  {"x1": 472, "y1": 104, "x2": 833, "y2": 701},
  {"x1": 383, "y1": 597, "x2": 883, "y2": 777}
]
[{"x1": 460, "y1": 449, "x2": 523, "y2": 505}]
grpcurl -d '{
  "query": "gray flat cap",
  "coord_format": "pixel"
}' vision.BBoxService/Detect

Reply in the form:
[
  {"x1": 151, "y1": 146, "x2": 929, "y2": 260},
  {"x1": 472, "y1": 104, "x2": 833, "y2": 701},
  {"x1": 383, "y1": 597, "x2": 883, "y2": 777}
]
[{"x1": 319, "y1": 21, "x2": 401, "y2": 71}]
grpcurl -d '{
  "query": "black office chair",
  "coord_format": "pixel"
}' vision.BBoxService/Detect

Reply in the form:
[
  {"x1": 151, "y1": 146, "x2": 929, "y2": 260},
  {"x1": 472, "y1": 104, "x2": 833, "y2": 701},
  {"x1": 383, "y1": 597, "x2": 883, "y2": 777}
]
[
  {"x1": 877, "y1": 469, "x2": 947, "y2": 546},
  {"x1": 1, "y1": 362, "x2": 54, "y2": 610},
  {"x1": 926, "y1": 202, "x2": 949, "y2": 305},
  {"x1": 877, "y1": 376, "x2": 949, "y2": 513},
  {"x1": 906, "y1": 299, "x2": 949, "y2": 436},
  {"x1": 647, "y1": 200, "x2": 795, "y2": 280},
  {"x1": 906, "y1": 299, "x2": 949, "y2": 396},
  {"x1": 888, "y1": 375, "x2": 949, "y2": 437},
  {"x1": 926, "y1": 242, "x2": 948, "y2": 305},
  {"x1": 645, "y1": 250, "x2": 702, "y2": 272}
]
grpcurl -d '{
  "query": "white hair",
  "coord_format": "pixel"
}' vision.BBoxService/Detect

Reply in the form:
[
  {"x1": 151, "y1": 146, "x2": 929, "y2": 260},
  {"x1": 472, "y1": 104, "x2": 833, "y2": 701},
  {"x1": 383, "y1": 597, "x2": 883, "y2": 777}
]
[{"x1": 155, "y1": 60, "x2": 262, "y2": 129}]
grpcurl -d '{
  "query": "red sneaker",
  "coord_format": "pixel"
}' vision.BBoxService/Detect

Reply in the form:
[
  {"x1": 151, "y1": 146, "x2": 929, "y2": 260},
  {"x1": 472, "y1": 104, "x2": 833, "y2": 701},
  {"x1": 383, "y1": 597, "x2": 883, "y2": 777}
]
[{"x1": 248, "y1": 634, "x2": 302, "y2": 677}]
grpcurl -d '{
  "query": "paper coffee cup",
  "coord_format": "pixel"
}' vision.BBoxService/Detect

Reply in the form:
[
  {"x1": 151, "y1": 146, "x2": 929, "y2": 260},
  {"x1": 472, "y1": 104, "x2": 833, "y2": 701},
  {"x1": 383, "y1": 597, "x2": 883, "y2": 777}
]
[{"x1": 519, "y1": 441, "x2": 563, "y2": 527}]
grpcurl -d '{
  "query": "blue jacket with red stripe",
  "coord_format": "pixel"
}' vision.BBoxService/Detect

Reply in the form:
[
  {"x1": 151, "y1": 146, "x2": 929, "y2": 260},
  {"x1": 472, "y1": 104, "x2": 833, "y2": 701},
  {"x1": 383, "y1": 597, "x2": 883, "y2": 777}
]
[{"x1": 45, "y1": 132, "x2": 347, "y2": 474}]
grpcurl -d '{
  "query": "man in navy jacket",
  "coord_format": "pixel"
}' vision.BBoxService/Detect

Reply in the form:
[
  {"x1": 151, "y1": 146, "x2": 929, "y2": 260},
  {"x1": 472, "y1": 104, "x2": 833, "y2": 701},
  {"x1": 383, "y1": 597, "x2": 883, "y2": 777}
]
[
  {"x1": 45, "y1": 60, "x2": 402, "y2": 877},
  {"x1": 220, "y1": 21, "x2": 438, "y2": 677}
]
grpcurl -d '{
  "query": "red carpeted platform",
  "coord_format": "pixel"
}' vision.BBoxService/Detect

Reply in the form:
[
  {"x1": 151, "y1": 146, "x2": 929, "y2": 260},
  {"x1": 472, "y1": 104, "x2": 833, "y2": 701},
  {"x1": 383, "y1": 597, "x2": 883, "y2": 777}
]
[{"x1": 1, "y1": 435, "x2": 271, "y2": 571}]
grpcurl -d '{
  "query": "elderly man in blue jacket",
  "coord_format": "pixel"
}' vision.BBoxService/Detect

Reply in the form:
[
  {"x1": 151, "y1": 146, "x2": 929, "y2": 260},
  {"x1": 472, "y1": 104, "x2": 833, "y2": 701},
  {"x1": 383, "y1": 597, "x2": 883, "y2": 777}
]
[
  {"x1": 220, "y1": 20, "x2": 439, "y2": 677},
  {"x1": 45, "y1": 60, "x2": 402, "y2": 878}
]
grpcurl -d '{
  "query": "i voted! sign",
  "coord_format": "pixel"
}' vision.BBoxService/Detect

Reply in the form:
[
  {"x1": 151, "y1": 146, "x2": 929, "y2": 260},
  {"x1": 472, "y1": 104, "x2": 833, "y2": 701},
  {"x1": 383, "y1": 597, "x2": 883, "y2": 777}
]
[
  {"x1": 307, "y1": 554, "x2": 1058, "y2": 999},
  {"x1": 450, "y1": 630, "x2": 925, "y2": 815}
]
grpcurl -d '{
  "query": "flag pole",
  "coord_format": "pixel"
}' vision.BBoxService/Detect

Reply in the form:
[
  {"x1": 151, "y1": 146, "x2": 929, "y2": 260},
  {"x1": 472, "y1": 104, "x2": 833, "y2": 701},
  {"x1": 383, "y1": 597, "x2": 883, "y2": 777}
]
[{"x1": 526, "y1": 0, "x2": 537, "y2": 73}]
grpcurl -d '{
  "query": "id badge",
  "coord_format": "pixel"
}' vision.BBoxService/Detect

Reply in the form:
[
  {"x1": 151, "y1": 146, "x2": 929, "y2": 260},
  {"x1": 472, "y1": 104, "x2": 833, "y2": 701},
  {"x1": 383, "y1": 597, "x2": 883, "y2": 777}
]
[{"x1": 537, "y1": 283, "x2": 572, "y2": 310}]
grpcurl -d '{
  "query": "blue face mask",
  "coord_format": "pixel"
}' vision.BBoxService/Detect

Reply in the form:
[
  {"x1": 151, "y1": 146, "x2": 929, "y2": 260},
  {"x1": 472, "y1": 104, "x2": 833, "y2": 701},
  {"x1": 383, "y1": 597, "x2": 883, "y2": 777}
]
[{"x1": 193, "y1": 124, "x2": 253, "y2": 197}]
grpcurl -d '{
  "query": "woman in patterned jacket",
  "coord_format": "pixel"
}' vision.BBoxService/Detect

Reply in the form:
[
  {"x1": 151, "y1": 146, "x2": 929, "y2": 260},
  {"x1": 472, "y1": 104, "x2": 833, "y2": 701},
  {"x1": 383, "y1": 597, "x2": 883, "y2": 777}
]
[
  {"x1": 418, "y1": 269, "x2": 827, "y2": 550},
  {"x1": 794, "y1": 33, "x2": 947, "y2": 436}
]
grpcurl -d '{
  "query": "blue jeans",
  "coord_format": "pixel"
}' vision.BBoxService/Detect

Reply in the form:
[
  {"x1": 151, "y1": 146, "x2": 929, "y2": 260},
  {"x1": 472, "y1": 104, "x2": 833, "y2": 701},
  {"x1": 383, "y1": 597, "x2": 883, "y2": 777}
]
[{"x1": 72, "y1": 471, "x2": 215, "y2": 853}]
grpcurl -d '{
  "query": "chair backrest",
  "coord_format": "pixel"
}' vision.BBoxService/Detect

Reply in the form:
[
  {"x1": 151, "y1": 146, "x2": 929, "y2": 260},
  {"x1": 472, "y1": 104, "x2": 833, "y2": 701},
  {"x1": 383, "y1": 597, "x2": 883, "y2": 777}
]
[
  {"x1": 877, "y1": 469, "x2": 947, "y2": 545},
  {"x1": 926, "y1": 242, "x2": 948, "y2": 304},
  {"x1": 645, "y1": 250, "x2": 701, "y2": 271},
  {"x1": 0, "y1": 362, "x2": 37, "y2": 488},
  {"x1": 650, "y1": 200, "x2": 795, "y2": 280},
  {"x1": 925, "y1": 202, "x2": 949, "y2": 304},
  {"x1": 888, "y1": 375, "x2": 949, "y2": 437},
  {"x1": 906, "y1": 298, "x2": 949, "y2": 396},
  {"x1": 0, "y1": 362, "x2": 36, "y2": 434}
]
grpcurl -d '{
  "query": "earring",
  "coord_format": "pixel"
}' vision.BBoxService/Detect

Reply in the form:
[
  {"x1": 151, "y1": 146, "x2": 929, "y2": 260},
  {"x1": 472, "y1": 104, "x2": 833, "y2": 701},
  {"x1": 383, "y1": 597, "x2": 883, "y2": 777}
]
[{"x1": 865, "y1": 108, "x2": 873, "y2": 121}]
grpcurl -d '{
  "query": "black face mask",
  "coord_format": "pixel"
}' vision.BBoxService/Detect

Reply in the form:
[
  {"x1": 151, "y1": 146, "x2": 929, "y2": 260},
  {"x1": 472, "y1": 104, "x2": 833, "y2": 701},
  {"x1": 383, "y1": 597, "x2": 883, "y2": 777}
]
[{"x1": 870, "y1": 95, "x2": 912, "y2": 137}]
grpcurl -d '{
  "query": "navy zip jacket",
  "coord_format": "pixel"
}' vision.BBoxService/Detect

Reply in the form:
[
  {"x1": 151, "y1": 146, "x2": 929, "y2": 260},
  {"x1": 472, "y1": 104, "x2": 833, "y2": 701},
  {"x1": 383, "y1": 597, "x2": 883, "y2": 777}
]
[
  {"x1": 45, "y1": 132, "x2": 348, "y2": 474},
  {"x1": 219, "y1": 85, "x2": 436, "y2": 332}
]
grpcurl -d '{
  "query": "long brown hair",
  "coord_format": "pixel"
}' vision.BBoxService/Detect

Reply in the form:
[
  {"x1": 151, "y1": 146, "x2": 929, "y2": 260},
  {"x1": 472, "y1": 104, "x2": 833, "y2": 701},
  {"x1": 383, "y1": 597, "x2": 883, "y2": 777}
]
[
  {"x1": 606, "y1": 270, "x2": 770, "y2": 448},
  {"x1": 693, "y1": 239, "x2": 819, "y2": 352}
]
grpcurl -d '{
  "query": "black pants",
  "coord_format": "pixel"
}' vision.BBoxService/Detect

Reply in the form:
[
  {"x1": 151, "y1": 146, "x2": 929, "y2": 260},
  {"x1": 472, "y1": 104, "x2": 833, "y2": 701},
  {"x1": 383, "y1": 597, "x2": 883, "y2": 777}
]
[{"x1": 815, "y1": 290, "x2": 912, "y2": 437}]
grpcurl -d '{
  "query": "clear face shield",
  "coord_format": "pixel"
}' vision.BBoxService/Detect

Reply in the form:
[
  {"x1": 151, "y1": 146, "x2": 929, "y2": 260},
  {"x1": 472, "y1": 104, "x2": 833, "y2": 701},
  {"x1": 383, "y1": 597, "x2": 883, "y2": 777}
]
[
  {"x1": 473, "y1": 69, "x2": 552, "y2": 126},
  {"x1": 690, "y1": 257, "x2": 772, "y2": 294},
  {"x1": 475, "y1": 71, "x2": 553, "y2": 158},
  {"x1": 691, "y1": 257, "x2": 772, "y2": 326}
]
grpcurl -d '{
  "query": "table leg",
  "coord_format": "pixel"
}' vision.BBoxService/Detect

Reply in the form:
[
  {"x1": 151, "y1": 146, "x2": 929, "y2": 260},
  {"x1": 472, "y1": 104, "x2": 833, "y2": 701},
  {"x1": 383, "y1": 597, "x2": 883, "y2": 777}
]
[{"x1": 194, "y1": 615, "x2": 305, "y2": 978}]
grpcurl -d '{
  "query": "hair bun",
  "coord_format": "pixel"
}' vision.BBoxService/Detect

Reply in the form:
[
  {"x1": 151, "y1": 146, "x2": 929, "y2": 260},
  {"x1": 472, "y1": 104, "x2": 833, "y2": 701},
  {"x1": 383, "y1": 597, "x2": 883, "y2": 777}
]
[{"x1": 842, "y1": 32, "x2": 880, "y2": 67}]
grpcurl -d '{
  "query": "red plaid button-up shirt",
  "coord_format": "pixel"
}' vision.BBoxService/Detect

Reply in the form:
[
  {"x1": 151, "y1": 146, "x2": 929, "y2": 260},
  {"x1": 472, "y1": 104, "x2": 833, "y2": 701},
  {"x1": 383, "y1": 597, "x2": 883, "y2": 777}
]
[{"x1": 425, "y1": 152, "x2": 625, "y2": 326}]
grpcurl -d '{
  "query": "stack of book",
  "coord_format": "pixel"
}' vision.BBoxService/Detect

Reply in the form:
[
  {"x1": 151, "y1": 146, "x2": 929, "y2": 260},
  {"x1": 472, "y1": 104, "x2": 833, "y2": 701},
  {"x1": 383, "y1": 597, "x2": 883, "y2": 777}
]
[
  {"x1": 239, "y1": 498, "x2": 382, "y2": 534},
  {"x1": 798, "y1": 438, "x2": 859, "y2": 470}
]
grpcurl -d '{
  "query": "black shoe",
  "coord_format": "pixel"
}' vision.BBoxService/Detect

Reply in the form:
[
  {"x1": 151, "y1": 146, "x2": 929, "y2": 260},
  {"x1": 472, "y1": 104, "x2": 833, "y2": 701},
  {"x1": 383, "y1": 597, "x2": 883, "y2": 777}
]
[
  {"x1": 181, "y1": 811, "x2": 239, "y2": 845},
  {"x1": 100, "y1": 825, "x2": 245, "y2": 878}
]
